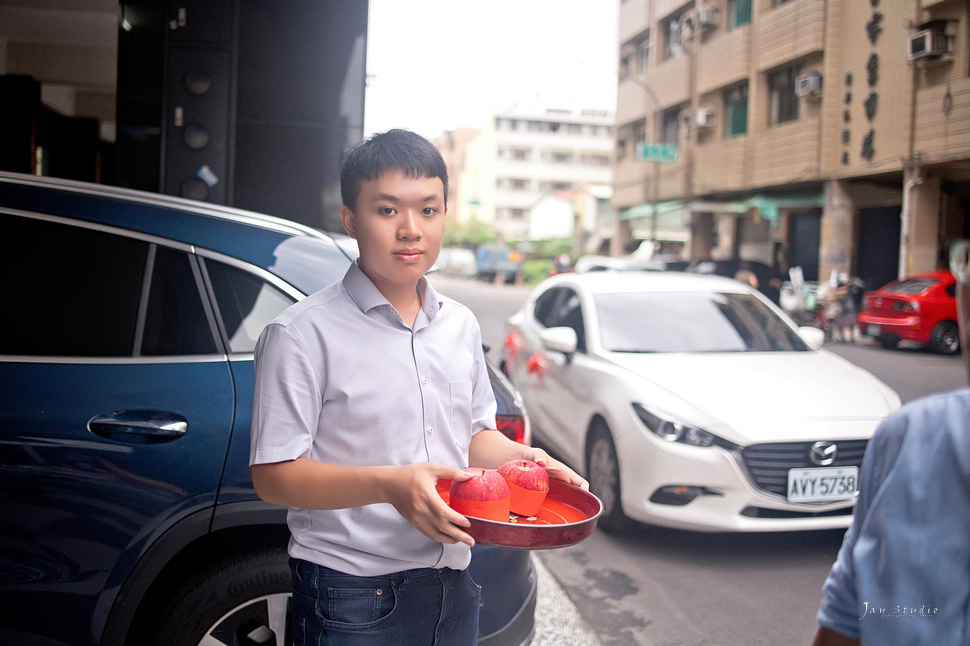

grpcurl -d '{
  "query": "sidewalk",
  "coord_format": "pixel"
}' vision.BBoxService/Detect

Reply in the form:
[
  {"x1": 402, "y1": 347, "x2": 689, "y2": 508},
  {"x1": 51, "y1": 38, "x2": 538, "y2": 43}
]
[{"x1": 532, "y1": 555, "x2": 602, "y2": 646}]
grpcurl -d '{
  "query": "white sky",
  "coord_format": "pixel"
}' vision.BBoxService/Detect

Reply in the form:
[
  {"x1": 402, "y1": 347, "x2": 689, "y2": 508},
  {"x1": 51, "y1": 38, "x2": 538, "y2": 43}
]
[{"x1": 363, "y1": 0, "x2": 620, "y2": 140}]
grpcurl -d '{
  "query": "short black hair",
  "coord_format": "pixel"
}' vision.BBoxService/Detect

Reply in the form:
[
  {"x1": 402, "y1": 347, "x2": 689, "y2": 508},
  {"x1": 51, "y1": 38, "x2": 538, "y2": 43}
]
[{"x1": 340, "y1": 129, "x2": 448, "y2": 212}]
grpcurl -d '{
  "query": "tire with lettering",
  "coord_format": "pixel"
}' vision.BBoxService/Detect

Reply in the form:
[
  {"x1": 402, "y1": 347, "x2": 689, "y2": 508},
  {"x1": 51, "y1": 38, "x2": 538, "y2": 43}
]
[{"x1": 150, "y1": 547, "x2": 292, "y2": 646}]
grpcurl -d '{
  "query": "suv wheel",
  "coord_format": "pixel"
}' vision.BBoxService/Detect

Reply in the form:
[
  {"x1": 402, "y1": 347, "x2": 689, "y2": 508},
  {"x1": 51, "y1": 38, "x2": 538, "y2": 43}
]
[{"x1": 150, "y1": 548, "x2": 291, "y2": 646}]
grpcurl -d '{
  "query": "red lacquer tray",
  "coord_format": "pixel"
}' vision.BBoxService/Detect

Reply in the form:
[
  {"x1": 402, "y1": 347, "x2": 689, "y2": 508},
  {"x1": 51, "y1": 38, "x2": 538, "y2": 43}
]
[{"x1": 437, "y1": 478, "x2": 602, "y2": 549}]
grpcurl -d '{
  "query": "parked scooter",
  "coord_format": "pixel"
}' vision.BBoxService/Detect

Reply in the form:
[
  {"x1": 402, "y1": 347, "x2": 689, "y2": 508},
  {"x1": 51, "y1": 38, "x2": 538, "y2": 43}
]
[{"x1": 813, "y1": 271, "x2": 865, "y2": 342}]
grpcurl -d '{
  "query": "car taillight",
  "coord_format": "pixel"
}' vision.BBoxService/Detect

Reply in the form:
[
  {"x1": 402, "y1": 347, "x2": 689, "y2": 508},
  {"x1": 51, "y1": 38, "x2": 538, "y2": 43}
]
[
  {"x1": 893, "y1": 300, "x2": 919, "y2": 314},
  {"x1": 496, "y1": 414, "x2": 527, "y2": 444}
]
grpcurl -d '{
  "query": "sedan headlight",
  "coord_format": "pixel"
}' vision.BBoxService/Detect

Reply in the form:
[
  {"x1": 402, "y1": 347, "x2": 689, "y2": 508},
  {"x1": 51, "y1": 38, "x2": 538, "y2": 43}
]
[{"x1": 632, "y1": 403, "x2": 737, "y2": 449}]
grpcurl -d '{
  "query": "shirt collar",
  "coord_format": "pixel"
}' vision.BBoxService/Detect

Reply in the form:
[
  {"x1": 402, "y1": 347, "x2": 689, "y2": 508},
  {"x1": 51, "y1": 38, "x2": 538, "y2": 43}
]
[{"x1": 343, "y1": 259, "x2": 443, "y2": 320}]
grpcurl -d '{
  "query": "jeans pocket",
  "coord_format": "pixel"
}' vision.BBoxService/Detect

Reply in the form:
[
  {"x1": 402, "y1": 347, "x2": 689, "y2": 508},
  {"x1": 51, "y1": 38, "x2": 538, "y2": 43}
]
[
  {"x1": 460, "y1": 568, "x2": 482, "y2": 594},
  {"x1": 324, "y1": 582, "x2": 396, "y2": 626}
]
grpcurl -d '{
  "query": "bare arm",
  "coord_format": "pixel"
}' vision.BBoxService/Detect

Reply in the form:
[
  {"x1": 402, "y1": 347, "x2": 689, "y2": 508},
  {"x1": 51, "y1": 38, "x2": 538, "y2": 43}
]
[
  {"x1": 251, "y1": 458, "x2": 476, "y2": 545},
  {"x1": 811, "y1": 627, "x2": 860, "y2": 646},
  {"x1": 469, "y1": 429, "x2": 588, "y2": 490}
]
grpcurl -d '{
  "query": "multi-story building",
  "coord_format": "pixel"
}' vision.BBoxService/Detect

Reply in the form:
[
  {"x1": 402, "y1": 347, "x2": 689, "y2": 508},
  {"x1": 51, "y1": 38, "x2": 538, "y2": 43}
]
[
  {"x1": 445, "y1": 105, "x2": 616, "y2": 247},
  {"x1": 613, "y1": 0, "x2": 970, "y2": 289}
]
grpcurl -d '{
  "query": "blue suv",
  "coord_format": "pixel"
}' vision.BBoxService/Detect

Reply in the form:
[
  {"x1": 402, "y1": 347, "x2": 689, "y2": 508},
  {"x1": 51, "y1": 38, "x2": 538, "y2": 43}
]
[{"x1": 0, "y1": 172, "x2": 535, "y2": 646}]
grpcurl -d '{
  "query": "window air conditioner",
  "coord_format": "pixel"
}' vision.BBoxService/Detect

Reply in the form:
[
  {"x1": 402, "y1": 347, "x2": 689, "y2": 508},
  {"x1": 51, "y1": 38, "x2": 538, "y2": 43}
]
[
  {"x1": 908, "y1": 30, "x2": 948, "y2": 60},
  {"x1": 795, "y1": 72, "x2": 823, "y2": 98},
  {"x1": 696, "y1": 7, "x2": 719, "y2": 28},
  {"x1": 694, "y1": 108, "x2": 715, "y2": 128}
]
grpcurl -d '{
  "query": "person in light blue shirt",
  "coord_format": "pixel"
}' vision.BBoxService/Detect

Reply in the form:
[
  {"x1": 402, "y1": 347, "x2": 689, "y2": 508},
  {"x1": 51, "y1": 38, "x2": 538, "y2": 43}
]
[
  {"x1": 813, "y1": 242, "x2": 970, "y2": 646},
  {"x1": 250, "y1": 129, "x2": 585, "y2": 646}
]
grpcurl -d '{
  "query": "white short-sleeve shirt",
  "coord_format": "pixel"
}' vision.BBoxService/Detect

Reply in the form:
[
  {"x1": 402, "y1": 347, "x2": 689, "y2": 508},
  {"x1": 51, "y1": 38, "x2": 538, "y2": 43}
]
[{"x1": 250, "y1": 260, "x2": 497, "y2": 576}]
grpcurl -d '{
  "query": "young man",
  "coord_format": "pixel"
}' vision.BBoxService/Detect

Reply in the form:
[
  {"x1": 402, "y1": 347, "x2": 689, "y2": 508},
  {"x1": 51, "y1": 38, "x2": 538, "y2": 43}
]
[
  {"x1": 812, "y1": 240, "x2": 970, "y2": 646},
  {"x1": 250, "y1": 129, "x2": 585, "y2": 645}
]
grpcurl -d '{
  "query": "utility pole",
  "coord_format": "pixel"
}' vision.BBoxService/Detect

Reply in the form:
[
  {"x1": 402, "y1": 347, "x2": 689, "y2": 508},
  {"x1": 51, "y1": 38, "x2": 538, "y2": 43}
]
[{"x1": 619, "y1": 75, "x2": 665, "y2": 258}]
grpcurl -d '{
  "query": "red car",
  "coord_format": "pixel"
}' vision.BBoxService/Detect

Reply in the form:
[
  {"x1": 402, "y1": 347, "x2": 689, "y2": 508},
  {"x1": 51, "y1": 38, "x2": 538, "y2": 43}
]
[{"x1": 857, "y1": 270, "x2": 960, "y2": 354}]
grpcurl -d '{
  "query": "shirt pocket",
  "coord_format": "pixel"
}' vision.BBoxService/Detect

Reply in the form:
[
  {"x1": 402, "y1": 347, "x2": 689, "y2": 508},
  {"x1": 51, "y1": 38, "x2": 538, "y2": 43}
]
[{"x1": 449, "y1": 381, "x2": 473, "y2": 453}]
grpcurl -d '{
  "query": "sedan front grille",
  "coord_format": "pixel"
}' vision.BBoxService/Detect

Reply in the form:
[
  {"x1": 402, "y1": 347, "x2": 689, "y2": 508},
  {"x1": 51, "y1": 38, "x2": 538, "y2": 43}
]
[{"x1": 740, "y1": 440, "x2": 869, "y2": 498}]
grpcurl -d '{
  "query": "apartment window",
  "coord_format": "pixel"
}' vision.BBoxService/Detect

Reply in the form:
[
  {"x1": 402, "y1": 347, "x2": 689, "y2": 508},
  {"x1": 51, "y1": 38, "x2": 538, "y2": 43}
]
[
  {"x1": 510, "y1": 147, "x2": 531, "y2": 161},
  {"x1": 581, "y1": 153, "x2": 611, "y2": 166},
  {"x1": 633, "y1": 119, "x2": 647, "y2": 147},
  {"x1": 567, "y1": 123, "x2": 583, "y2": 135},
  {"x1": 550, "y1": 151, "x2": 574, "y2": 163},
  {"x1": 509, "y1": 208, "x2": 527, "y2": 220},
  {"x1": 619, "y1": 43, "x2": 634, "y2": 78},
  {"x1": 509, "y1": 178, "x2": 530, "y2": 190},
  {"x1": 768, "y1": 65, "x2": 801, "y2": 125},
  {"x1": 728, "y1": 0, "x2": 752, "y2": 28},
  {"x1": 661, "y1": 106, "x2": 682, "y2": 144},
  {"x1": 541, "y1": 181, "x2": 574, "y2": 192},
  {"x1": 662, "y1": 10, "x2": 689, "y2": 60},
  {"x1": 616, "y1": 136, "x2": 629, "y2": 159},
  {"x1": 636, "y1": 32, "x2": 651, "y2": 72},
  {"x1": 724, "y1": 83, "x2": 748, "y2": 137}
]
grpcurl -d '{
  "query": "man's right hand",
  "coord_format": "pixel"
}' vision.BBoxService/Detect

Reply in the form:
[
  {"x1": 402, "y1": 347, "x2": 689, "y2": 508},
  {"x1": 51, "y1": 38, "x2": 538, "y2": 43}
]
[{"x1": 384, "y1": 463, "x2": 477, "y2": 547}]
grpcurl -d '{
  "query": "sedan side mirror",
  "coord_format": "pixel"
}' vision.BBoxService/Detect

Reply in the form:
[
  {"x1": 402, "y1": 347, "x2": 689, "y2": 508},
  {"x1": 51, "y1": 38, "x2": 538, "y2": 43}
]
[
  {"x1": 540, "y1": 326, "x2": 578, "y2": 362},
  {"x1": 798, "y1": 326, "x2": 825, "y2": 350}
]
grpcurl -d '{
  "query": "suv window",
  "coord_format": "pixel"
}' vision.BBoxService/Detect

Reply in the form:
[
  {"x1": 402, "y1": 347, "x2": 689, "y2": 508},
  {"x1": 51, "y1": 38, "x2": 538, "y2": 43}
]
[
  {"x1": 142, "y1": 246, "x2": 218, "y2": 356},
  {"x1": 205, "y1": 258, "x2": 294, "y2": 353},
  {"x1": 2, "y1": 214, "x2": 219, "y2": 358},
  {"x1": 4, "y1": 215, "x2": 146, "y2": 356}
]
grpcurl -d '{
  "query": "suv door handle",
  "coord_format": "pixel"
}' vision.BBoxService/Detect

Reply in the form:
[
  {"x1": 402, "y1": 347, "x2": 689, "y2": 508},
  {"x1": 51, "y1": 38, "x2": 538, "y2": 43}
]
[{"x1": 88, "y1": 410, "x2": 188, "y2": 441}]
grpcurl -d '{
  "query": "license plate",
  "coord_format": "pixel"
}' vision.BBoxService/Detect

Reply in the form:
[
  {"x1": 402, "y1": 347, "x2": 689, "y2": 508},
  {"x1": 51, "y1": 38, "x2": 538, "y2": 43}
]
[
  {"x1": 787, "y1": 467, "x2": 859, "y2": 503},
  {"x1": 866, "y1": 324, "x2": 881, "y2": 336}
]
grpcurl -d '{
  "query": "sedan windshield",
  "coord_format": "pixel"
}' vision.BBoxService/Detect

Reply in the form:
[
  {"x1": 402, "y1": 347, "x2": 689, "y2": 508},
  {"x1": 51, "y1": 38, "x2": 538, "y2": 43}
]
[{"x1": 596, "y1": 291, "x2": 809, "y2": 353}]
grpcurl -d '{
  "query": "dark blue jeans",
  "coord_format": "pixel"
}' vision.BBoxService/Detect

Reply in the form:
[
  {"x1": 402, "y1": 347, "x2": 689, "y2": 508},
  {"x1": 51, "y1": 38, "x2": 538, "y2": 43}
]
[{"x1": 290, "y1": 558, "x2": 481, "y2": 645}]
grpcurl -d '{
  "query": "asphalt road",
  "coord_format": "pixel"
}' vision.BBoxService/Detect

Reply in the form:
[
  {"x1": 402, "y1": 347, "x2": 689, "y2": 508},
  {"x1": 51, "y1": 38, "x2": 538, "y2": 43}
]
[{"x1": 431, "y1": 273, "x2": 966, "y2": 646}]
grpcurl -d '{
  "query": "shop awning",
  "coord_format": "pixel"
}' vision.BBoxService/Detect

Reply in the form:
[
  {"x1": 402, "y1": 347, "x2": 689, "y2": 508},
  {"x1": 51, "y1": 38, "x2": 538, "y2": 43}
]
[{"x1": 620, "y1": 192, "x2": 824, "y2": 226}]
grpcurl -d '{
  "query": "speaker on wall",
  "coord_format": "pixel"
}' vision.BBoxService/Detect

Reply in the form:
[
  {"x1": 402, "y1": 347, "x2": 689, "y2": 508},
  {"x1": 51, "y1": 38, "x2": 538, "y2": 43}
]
[
  {"x1": 161, "y1": 0, "x2": 234, "y2": 204},
  {"x1": 116, "y1": 0, "x2": 366, "y2": 232}
]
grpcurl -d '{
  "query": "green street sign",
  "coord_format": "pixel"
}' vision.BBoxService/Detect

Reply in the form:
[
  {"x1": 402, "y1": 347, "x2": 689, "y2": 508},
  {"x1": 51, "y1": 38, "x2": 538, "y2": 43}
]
[{"x1": 638, "y1": 143, "x2": 679, "y2": 163}]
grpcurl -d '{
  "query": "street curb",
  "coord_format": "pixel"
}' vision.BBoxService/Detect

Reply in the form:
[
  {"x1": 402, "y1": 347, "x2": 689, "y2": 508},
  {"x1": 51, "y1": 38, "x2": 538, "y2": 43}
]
[{"x1": 532, "y1": 554, "x2": 602, "y2": 646}]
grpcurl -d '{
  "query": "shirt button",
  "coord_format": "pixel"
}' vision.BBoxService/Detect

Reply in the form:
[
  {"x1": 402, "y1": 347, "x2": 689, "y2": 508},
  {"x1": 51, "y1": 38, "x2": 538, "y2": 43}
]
[
  {"x1": 427, "y1": 426, "x2": 434, "y2": 434},
  {"x1": 423, "y1": 378, "x2": 428, "y2": 385}
]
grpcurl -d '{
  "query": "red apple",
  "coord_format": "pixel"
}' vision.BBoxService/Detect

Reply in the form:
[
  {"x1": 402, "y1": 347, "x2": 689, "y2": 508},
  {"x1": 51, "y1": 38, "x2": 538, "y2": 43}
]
[
  {"x1": 498, "y1": 459, "x2": 549, "y2": 517},
  {"x1": 449, "y1": 468, "x2": 511, "y2": 522}
]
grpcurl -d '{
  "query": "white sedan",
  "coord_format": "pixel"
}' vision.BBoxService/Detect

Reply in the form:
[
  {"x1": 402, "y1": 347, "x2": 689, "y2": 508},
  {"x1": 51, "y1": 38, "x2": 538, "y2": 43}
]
[{"x1": 500, "y1": 272, "x2": 901, "y2": 533}]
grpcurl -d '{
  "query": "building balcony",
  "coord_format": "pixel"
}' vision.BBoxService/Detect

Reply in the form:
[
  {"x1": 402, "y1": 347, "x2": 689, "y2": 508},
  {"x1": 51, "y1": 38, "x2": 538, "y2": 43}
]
[
  {"x1": 619, "y1": 0, "x2": 649, "y2": 43},
  {"x1": 751, "y1": 115, "x2": 822, "y2": 186},
  {"x1": 656, "y1": 0, "x2": 690, "y2": 22},
  {"x1": 612, "y1": 157, "x2": 652, "y2": 210},
  {"x1": 694, "y1": 135, "x2": 749, "y2": 194},
  {"x1": 914, "y1": 77, "x2": 970, "y2": 162},
  {"x1": 612, "y1": 152, "x2": 686, "y2": 210},
  {"x1": 756, "y1": 0, "x2": 825, "y2": 72},
  {"x1": 646, "y1": 54, "x2": 690, "y2": 110},
  {"x1": 697, "y1": 25, "x2": 751, "y2": 95}
]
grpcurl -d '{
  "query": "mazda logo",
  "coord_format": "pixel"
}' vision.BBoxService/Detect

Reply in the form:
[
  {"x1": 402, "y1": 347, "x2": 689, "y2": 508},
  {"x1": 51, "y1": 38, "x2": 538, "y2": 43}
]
[{"x1": 810, "y1": 441, "x2": 837, "y2": 466}]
